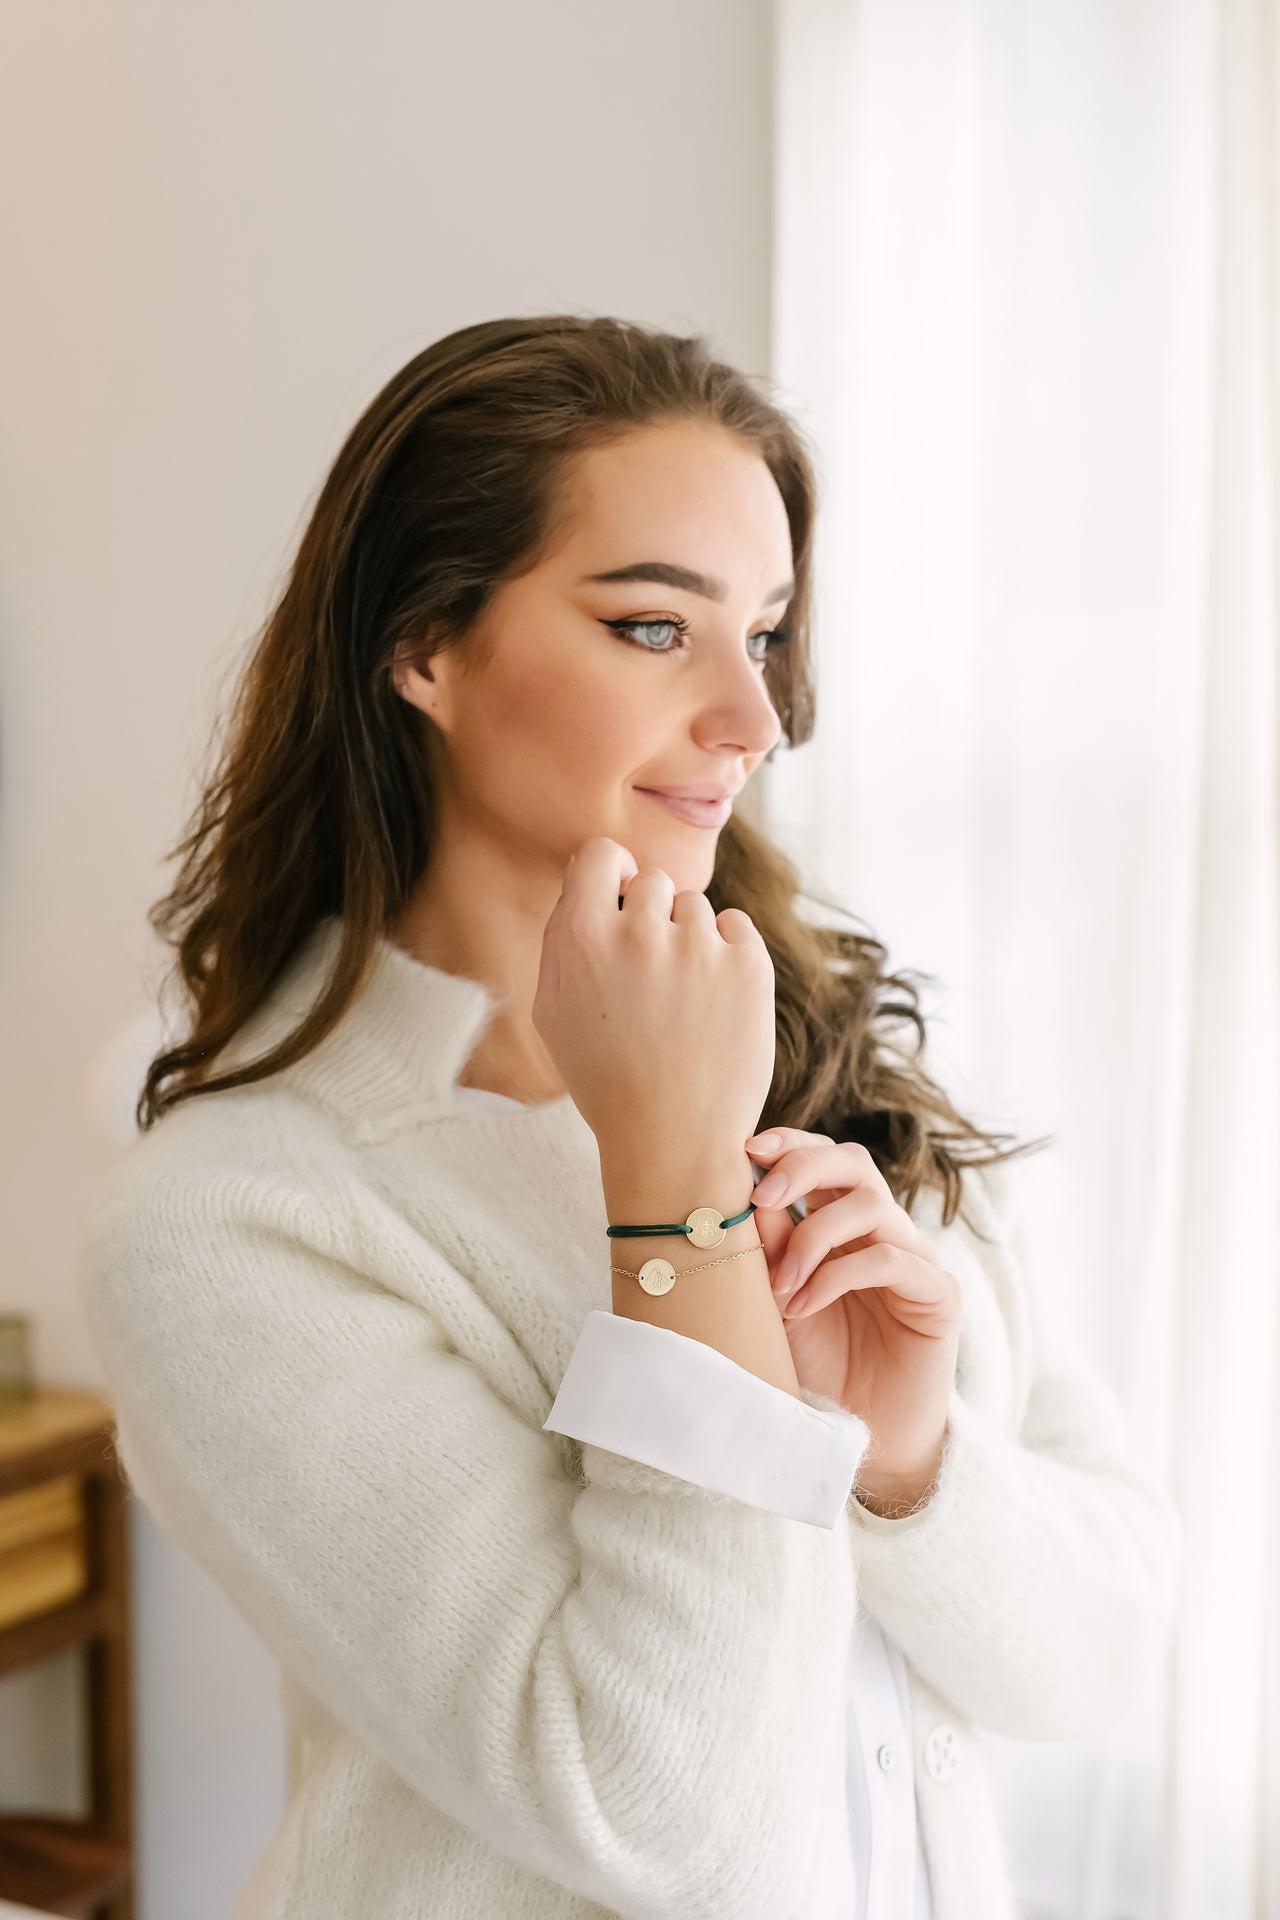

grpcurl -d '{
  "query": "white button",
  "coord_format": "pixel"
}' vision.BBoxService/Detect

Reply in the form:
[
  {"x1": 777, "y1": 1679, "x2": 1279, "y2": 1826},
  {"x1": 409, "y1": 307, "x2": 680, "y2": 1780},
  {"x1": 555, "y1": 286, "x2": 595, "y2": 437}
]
[
  {"x1": 924, "y1": 1723, "x2": 959, "y2": 1782},
  {"x1": 876, "y1": 1743, "x2": 895, "y2": 1772}
]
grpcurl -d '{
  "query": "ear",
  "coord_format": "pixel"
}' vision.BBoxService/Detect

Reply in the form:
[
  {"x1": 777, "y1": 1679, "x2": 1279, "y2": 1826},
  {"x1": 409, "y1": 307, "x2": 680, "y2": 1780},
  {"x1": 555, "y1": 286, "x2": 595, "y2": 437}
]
[
  {"x1": 392, "y1": 633, "x2": 426, "y2": 680},
  {"x1": 390, "y1": 634, "x2": 441, "y2": 709}
]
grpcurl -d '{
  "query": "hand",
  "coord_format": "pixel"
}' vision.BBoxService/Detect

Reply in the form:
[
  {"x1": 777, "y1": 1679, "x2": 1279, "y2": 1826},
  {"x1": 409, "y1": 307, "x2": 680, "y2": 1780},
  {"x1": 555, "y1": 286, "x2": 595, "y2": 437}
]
[
  {"x1": 533, "y1": 837, "x2": 777, "y2": 1156},
  {"x1": 744, "y1": 1127, "x2": 961, "y2": 1494}
]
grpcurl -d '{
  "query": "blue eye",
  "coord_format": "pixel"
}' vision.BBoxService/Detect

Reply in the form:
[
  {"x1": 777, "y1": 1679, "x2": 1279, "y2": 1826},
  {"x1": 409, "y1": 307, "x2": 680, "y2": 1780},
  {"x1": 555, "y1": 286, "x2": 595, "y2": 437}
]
[
  {"x1": 605, "y1": 616, "x2": 691, "y2": 655},
  {"x1": 603, "y1": 616, "x2": 789, "y2": 663}
]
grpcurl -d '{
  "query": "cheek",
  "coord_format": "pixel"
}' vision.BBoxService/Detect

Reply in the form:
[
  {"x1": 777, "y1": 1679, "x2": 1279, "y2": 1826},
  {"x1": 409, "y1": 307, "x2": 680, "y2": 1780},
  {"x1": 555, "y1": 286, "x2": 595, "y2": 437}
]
[{"x1": 492, "y1": 650, "x2": 654, "y2": 783}]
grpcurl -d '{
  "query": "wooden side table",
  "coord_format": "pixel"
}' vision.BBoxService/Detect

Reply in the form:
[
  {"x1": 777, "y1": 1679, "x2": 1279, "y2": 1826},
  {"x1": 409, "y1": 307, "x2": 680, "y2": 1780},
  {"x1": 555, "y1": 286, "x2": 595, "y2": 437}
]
[{"x1": 0, "y1": 1389, "x2": 133, "y2": 1919}]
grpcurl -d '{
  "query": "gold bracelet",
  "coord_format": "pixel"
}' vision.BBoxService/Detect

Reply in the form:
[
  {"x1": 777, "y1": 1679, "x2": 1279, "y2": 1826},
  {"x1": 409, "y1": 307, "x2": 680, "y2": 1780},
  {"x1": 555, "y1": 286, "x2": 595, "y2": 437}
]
[{"x1": 610, "y1": 1241, "x2": 764, "y2": 1296}]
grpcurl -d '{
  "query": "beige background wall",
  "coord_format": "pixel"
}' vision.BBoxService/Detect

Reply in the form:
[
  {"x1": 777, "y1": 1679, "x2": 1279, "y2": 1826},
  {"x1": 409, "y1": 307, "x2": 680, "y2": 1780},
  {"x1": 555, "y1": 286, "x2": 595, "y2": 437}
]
[{"x1": 0, "y1": 4, "x2": 776, "y2": 1911}]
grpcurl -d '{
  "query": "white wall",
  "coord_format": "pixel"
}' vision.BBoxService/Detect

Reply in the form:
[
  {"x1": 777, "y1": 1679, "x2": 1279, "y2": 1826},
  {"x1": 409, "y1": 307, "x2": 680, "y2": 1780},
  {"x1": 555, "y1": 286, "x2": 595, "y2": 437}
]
[{"x1": 0, "y1": 4, "x2": 776, "y2": 1912}]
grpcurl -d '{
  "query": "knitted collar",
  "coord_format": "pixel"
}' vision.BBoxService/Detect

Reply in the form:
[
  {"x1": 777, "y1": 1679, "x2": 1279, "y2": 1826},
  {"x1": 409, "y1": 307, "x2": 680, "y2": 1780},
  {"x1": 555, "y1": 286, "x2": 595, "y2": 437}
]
[{"x1": 211, "y1": 913, "x2": 582, "y2": 1147}]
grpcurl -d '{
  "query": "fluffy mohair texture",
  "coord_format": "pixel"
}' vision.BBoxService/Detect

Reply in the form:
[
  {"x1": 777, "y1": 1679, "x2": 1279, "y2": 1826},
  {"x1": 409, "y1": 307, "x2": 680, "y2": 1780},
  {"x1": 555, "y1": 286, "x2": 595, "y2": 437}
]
[{"x1": 77, "y1": 917, "x2": 1181, "y2": 1920}]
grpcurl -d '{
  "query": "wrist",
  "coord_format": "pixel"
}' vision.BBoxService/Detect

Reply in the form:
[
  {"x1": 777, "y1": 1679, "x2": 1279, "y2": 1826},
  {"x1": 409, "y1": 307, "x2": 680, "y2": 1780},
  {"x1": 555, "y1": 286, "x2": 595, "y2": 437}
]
[
  {"x1": 854, "y1": 1432, "x2": 947, "y2": 1516},
  {"x1": 598, "y1": 1141, "x2": 795, "y2": 1399},
  {"x1": 854, "y1": 1480, "x2": 935, "y2": 1518},
  {"x1": 599, "y1": 1147, "x2": 756, "y2": 1224}
]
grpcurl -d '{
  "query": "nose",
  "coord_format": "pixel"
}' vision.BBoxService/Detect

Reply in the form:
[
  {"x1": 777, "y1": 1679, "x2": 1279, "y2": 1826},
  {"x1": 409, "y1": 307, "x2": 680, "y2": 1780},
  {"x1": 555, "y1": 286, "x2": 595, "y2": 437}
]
[{"x1": 695, "y1": 648, "x2": 785, "y2": 761}]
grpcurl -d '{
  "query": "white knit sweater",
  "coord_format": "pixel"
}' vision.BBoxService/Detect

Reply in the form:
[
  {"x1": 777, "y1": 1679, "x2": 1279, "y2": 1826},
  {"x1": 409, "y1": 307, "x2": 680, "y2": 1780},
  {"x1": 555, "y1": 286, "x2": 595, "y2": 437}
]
[
  {"x1": 76, "y1": 916, "x2": 1182, "y2": 1920},
  {"x1": 456, "y1": 1081, "x2": 932, "y2": 1920}
]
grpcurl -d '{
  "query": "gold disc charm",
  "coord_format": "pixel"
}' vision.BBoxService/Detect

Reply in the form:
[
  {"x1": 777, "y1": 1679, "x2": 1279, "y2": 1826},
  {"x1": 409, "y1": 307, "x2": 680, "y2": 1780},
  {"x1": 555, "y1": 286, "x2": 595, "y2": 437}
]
[
  {"x1": 686, "y1": 1207, "x2": 728, "y2": 1249},
  {"x1": 638, "y1": 1258, "x2": 677, "y2": 1295}
]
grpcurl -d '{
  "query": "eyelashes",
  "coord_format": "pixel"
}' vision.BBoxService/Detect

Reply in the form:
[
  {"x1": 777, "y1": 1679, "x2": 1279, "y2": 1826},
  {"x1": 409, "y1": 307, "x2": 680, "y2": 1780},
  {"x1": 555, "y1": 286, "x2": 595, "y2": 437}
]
[
  {"x1": 602, "y1": 614, "x2": 790, "y2": 663},
  {"x1": 602, "y1": 615, "x2": 693, "y2": 658}
]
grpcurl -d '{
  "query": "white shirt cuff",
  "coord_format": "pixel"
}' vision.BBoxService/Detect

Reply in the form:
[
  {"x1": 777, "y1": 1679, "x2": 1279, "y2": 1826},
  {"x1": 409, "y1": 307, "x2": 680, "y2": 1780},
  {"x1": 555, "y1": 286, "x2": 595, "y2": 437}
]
[{"x1": 543, "y1": 1309, "x2": 871, "y2": 1529}]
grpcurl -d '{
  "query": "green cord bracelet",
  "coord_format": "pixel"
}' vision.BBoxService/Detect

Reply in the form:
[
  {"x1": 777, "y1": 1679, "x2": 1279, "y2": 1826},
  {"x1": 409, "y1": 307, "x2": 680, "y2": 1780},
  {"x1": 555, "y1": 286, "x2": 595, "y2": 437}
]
[{"x1": 606, "y1": 1202, "x2": 756, "y2": 1246}]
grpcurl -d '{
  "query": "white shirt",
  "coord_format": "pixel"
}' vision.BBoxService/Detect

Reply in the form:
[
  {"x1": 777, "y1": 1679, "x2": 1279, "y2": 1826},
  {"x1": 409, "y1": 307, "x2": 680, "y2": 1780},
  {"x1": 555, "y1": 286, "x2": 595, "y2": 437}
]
[{"x1": 455, "y1": 1081, "x2": 933, "y2": 1920}]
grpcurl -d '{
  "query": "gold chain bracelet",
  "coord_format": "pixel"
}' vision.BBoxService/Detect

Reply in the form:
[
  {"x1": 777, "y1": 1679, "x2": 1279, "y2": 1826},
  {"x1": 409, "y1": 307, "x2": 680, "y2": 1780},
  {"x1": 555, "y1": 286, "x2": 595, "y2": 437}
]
[{"x1": 609, "y1": 1240, "x2": 764, "y2": 1296}]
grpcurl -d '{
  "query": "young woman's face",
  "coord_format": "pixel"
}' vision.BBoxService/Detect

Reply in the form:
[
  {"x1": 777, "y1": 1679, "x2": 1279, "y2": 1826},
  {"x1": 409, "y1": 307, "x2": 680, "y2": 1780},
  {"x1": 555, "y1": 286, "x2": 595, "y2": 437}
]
[{"x1": 399, "y1": 417, "x2": 791, "y2": 894}]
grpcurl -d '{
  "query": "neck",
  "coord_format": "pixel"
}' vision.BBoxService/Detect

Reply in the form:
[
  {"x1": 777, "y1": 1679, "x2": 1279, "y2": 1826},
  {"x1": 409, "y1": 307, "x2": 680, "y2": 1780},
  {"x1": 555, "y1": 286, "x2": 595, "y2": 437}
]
[{"x1": 386, "y1": 810, "x2": 570, "y2": 1106}]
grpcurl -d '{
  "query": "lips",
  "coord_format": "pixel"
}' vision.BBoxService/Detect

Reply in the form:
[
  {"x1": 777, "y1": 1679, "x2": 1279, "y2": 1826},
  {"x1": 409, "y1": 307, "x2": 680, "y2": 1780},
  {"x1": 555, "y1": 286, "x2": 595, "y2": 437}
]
[{"x1": 636, "y1": 788, "x2": 733, "y2": 828}]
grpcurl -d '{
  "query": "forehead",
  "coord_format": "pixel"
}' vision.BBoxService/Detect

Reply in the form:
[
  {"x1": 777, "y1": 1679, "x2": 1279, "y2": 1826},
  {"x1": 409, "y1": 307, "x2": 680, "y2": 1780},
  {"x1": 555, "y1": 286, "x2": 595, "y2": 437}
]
[{"x1": 547, "y1": 420, "x2": 793, "y2": 583}]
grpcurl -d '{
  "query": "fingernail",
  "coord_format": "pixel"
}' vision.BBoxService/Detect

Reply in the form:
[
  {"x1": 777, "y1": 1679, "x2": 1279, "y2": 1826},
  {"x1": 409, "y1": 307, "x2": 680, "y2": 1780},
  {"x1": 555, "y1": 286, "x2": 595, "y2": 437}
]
[
  {"x1": 774, "y1": 1253, "x2": 799, "y2": 1291},
  {"x1": 753, "y1": 1170, "x2": 788, "y2": 1207},
  {"x1": 748, "y1": 1132, "x2": 779, "y2": 1152}
]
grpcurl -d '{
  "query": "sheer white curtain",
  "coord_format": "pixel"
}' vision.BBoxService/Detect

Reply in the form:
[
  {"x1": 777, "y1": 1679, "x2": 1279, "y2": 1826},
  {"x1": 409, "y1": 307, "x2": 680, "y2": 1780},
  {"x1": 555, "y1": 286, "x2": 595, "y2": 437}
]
[{"x1": 768, "y1": 2, "x2": 1279, "y2": 1915}]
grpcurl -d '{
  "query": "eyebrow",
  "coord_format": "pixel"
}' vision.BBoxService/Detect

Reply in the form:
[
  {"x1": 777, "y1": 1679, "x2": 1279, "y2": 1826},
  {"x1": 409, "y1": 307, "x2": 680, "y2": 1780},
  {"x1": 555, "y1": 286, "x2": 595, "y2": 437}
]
[{"x1": 583, "y1": 561, "x2": 794, "y2": 608}]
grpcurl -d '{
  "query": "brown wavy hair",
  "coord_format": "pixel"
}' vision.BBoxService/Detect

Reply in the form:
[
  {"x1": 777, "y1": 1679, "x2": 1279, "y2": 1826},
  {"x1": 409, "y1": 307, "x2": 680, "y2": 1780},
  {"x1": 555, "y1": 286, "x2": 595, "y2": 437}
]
[{"x1": 138, "y1": 313, "x2": 1050, "y2": 1235}]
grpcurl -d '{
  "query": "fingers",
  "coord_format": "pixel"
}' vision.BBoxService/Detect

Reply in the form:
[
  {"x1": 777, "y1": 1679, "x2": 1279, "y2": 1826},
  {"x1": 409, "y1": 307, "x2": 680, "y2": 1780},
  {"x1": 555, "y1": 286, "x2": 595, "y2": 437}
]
[
  {"x1": 783, "y1": 1244, "x2": 961, "y2": 1325},
  {"x1": 618, "y1": 868, "x2": 677, "y2": 918},
  {"x1": 569, "y1": 837, "x2": 742, "y2": 933},
  {"x1": 767, "y1": 1180, "x2": 884, "y2": 1265},
  {"x1": 745, "y1": 1133, "x2": 943, "y2": 1289},
  {"x1": 744, "y1": 1131, "x2": 894, "y2": 1209},
  {"x1": 748, "y1": 1199, "x2": 798, "y2": 1310},
  {"x1": 783, "y1": 1181, "x2": 941, "y2": 1280},
  {"x1": 621, "y1": 871, "x2": 756, "y2": 939},
  {"x1": 714, "y1": 904, "x2": 763, "y2": 947},
  {"x1": 563, "y1": 837, "x2": 640, "y2": 920},
  {"x1": 671, "y1": 889, "x2": 717, "y2": 925},
  {"x1": 752, "y1": 1200, "x2": 793, "y2": 1266}
]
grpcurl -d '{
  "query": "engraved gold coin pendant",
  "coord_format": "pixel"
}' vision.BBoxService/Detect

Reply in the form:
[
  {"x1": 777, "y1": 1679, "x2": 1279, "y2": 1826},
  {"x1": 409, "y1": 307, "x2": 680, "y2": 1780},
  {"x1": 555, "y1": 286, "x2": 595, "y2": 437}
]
[
  {"x1": 686, "y1": 1207, "x2": 727, "y2": 1249},
  {"x1": 638, "y1": 1258, "x2": 677, "y2": 1296}
]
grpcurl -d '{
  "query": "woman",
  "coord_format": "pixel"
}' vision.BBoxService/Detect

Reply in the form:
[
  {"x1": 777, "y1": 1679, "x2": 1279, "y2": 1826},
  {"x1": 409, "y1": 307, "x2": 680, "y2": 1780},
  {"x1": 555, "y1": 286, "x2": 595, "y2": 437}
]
[{"x1": 78, "y1": 315, "x2": 1181, "y2": 1920}]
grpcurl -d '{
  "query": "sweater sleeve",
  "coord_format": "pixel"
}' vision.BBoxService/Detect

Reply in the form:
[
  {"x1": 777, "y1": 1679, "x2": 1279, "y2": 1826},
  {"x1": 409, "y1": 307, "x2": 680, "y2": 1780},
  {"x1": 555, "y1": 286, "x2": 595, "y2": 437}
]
[
  {"x1": 76, "y1": 1128, "x2": 865, "y2": 1920},
  {"x1": 543, "y1": 1309, "x2": 869, "y2": 1528},
  {"x1": 846, "y1": 1163, "x2": 1182, "y2": 1742}
]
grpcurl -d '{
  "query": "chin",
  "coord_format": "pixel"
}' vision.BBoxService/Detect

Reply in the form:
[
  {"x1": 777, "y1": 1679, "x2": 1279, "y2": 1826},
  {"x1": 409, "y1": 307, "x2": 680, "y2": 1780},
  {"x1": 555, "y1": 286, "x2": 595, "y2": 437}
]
[
  {"x1": 601, "y1": 796, "x2": 721, "y2": 884},
  {"x1": 648, "y1": 844, "x2": 718, "y2": 894}
]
